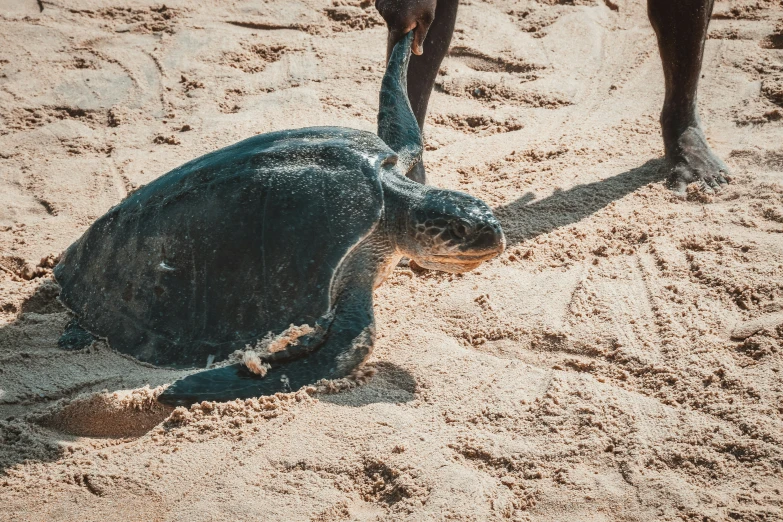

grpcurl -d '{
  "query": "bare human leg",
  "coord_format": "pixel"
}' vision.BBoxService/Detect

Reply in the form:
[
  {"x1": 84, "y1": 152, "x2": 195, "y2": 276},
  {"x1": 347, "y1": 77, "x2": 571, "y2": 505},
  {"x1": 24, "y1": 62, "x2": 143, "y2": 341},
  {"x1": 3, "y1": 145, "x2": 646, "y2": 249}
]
[
  {"x1": 648, "y1": 0, "x2": 731, "y2": 194},
  {"x1": 379, "y1": 0, "x2": 728, "y2": 193}
]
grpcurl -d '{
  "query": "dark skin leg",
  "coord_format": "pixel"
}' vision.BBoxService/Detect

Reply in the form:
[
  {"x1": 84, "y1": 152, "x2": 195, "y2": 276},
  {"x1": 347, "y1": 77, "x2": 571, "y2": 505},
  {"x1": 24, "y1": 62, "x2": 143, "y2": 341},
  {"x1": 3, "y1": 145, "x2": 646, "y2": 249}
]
[
  {"x1": 648, "y1": 0, "x2": 730, "y2": 194},
  {"x1": 384, "y1": 0, "x2": 728, "y2": 193},
  {"x1": 386, "y1": 0, "x2": 459, "y2": 131}
]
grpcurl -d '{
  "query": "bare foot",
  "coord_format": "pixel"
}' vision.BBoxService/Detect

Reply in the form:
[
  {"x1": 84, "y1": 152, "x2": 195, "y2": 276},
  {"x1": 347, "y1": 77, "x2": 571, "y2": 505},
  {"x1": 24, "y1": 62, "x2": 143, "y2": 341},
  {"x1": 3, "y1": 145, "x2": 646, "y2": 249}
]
[{"x1": 666, "y1": 127, "x2": 731, "y2": 195}]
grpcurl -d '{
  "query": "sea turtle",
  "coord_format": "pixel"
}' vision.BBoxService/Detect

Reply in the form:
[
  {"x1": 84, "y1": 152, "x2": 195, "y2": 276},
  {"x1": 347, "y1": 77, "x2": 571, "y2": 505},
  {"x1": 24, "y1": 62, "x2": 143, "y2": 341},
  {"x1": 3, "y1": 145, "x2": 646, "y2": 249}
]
[{"x1": 54, "y1": 33, "x2": 506, "y2": 406}]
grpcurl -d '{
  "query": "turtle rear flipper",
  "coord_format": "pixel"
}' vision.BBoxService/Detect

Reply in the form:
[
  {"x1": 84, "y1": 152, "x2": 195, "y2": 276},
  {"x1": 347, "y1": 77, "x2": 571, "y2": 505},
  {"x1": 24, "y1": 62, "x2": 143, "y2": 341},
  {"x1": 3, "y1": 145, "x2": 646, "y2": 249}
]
[
  {"x1": 58, "y1": 319, "x2": 97, "y2": 351},
  {"x1": 257, "y1": 312, "x2": 334, "y2": 365}
]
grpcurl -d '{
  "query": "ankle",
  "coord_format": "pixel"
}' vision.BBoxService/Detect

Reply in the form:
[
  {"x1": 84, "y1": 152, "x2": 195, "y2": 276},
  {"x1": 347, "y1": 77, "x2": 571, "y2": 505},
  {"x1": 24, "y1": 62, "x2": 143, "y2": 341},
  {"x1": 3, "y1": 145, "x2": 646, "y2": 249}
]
[{"x1": 660, "y1": 106, "x2": 700, "y2": 154}]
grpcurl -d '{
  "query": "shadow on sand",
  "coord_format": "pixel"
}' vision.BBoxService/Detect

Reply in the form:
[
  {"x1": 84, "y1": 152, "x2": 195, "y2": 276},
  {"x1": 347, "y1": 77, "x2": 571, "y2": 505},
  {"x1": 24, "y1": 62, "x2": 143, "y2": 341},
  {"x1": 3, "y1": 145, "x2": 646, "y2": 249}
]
[{"x1": 493, "y1": 159, "x2": 664, "y2": 245}]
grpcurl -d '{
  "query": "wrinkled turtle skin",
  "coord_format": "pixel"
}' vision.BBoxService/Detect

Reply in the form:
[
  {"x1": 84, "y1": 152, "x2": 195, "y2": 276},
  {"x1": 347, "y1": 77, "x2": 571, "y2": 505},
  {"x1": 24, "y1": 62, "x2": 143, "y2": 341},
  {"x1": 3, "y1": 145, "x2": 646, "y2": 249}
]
[{"x1": 55, "y1": 33, "x2": 506, "y2": 406}]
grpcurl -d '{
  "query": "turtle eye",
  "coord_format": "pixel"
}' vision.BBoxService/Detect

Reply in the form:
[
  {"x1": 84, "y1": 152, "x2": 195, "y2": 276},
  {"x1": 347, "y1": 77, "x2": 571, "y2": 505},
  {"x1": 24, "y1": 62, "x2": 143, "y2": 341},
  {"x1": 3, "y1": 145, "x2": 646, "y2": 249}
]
[{"x1": 450, "y1": 219, "x2": 472, "y2": 239}]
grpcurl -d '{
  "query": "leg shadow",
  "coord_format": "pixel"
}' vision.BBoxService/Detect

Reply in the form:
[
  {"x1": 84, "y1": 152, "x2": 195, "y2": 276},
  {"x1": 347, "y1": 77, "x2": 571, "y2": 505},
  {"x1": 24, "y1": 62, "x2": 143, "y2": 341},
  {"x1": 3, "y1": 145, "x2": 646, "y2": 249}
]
[{"x1": 494, "y1": 159, "x2": 665, "y2": 244}]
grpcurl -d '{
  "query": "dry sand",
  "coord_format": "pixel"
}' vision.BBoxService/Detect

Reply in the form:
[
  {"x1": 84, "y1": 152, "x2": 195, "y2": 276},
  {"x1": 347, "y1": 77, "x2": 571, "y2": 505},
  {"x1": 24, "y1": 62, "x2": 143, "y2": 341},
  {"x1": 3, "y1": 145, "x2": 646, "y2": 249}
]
[{"x1": 1, "y1": 0, "x2": 783, "y2": 520}]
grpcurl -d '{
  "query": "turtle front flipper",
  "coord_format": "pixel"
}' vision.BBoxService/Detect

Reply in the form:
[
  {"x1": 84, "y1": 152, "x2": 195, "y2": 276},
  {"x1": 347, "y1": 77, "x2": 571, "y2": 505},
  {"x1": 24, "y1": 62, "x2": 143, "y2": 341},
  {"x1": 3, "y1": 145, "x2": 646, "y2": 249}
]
[
  {"x1": 157, "y1": 291, "x2": 375, "y2": 406},
  {"x1": 378, "y1": 32, "x2": 423, "y2": 180},
  {"x1": 258, "y1": 312, "x2": 334, "y2": 364}
]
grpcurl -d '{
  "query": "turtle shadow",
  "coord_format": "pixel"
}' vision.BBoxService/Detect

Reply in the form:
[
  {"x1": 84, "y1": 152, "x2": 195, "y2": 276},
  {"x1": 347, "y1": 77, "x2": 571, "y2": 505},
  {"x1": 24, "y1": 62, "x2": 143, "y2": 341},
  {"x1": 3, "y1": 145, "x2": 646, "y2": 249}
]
[
  {"x1": 319, "y1": 361, "x2": 417, "y2": 407},
  {"x1": 493, "y1": 158, "x2": 665, "y2": 245},
  {"x1": 0, "y1": 279, "x2": 415, "y2": 474},
  {"x1": 0, "y1": 281, "x2": 177, "y2": 475},
  {"x1": 0, "y1": 418, "x2": 77, "y2": 476},
  {"x1": 1, "y1": 402, "x2": 171, "y2": 477},
  {"x1": 0, "y1": 282, "x2": 180, "y2": 414},
  {"x1": 0, "y1": 285, "x2": 76, "y2": 475}
]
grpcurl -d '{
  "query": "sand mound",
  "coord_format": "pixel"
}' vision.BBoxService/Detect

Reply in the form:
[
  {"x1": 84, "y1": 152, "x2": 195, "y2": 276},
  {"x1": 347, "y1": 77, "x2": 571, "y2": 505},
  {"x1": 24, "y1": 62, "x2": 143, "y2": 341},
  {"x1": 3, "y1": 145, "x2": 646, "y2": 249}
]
[{"x1": 33, "y1": 386, "x2": 172, "y2": 438}]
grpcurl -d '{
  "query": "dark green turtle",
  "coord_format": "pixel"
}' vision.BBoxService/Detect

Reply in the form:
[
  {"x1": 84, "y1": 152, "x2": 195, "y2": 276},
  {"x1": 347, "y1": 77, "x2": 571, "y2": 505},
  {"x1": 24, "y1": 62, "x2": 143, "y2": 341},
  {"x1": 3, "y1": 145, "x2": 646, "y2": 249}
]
[{"x1": 54, "y1": 33, "x2": 505, "y2": 406}]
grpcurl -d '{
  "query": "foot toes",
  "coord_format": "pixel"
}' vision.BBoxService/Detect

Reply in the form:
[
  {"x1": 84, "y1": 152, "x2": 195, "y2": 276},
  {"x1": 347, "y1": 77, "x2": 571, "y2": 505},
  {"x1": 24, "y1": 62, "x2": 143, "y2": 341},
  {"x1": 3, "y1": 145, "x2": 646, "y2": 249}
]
[
  {"x1": 669, "y1": 161, "x2": 732, "y2": 196},
  {"x1": 706, "y1": 176, "x2": 721, "y2": 192},
  {"x1": 666, "y1": 127, "x2": 734, "y2": 196}
]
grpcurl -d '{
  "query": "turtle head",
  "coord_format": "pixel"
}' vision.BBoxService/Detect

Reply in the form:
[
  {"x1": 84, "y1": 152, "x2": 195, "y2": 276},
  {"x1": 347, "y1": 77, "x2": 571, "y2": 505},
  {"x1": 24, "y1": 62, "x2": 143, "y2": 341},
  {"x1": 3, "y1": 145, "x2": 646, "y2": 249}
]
[{"x1": 394, "y1": 187, "x2": 506, "y2": 273}]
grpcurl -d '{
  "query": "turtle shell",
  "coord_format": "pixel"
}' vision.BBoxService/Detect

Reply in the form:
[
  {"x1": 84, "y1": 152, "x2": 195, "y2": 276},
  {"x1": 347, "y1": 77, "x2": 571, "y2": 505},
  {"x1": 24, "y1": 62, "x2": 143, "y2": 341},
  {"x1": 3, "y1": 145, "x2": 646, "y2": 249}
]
[{"x1": 55, "y1": 127, "x2": 394, "y2": 368}]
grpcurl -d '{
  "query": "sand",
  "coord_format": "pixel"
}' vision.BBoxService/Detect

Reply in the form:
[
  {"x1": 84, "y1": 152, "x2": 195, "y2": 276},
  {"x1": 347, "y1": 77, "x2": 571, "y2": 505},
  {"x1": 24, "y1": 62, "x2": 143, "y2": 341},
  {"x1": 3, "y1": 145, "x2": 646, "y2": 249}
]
[{"x1": 1, "y1": 0, "x2": 782, "y2": 520}]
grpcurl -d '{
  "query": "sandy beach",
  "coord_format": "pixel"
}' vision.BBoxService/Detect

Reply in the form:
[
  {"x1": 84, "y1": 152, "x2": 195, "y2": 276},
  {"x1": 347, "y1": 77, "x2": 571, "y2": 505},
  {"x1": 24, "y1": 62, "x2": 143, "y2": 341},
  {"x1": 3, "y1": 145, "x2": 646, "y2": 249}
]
[{"x1": 1, "y1": 0, "x2": 782, "y2": 520}]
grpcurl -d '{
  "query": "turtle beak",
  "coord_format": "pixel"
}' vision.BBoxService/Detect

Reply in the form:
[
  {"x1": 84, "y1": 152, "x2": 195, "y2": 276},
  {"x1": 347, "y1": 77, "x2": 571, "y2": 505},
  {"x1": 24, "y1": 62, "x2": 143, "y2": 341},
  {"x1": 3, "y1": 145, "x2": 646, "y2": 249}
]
[
  {"x1": 421, "y1": 219, "x2": 505, "y2": 273},
  {"x1": 467, "y1": 219, "x2": 505, "y2": 255}
]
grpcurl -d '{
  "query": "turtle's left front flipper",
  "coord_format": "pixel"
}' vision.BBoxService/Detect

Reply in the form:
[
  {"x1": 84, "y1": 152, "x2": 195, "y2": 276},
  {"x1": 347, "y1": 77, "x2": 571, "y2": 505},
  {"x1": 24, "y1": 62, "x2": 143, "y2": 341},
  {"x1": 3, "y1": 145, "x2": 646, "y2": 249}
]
[
  {"x1": 378, "y1": 32, "x2": 423, "y2": 181},
  {"x1": 157, "y1": 290, "x2": 375, "y2": 406}
]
